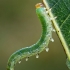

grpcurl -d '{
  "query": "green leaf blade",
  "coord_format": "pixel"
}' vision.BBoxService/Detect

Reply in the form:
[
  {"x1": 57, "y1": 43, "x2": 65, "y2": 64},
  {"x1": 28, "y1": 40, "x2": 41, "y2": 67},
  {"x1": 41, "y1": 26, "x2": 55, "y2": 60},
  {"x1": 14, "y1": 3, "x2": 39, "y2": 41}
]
[
  {"x1": 43, "y1": 0, "x2": 70, "y2": 69},
  {"x1": 60, "y1": 15, "x2": 70, "y2": 49}
]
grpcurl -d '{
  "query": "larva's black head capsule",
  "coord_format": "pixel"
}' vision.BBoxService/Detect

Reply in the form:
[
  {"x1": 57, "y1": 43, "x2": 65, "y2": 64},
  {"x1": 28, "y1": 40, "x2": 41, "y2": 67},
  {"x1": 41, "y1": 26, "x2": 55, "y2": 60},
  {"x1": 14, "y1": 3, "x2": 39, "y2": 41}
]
[{"x1": 35, "y1": 3, "x2": 44, "y2": 8}]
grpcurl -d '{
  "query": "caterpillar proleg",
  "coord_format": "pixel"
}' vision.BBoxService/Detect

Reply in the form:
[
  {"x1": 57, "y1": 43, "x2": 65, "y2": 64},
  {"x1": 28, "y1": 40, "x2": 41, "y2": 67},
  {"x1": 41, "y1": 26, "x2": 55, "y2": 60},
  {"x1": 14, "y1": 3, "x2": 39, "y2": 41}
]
[{"x1": 7, "y1": 3, "x2": 55, "y2": 70}]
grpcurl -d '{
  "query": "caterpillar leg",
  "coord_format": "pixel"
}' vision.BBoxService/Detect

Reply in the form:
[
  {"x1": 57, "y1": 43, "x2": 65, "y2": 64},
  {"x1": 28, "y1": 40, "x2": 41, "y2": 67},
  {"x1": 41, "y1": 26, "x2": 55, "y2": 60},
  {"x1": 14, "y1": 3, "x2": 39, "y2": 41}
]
[
  {"x1": 45, "y1": 47, "x2": 49, "y2": 52},
  {"x1": 25, "y1": 57, "x2": 29, "y2": 61},
  {"x1": 36, "y1": 54, "x2": 39, "y2": 58}
]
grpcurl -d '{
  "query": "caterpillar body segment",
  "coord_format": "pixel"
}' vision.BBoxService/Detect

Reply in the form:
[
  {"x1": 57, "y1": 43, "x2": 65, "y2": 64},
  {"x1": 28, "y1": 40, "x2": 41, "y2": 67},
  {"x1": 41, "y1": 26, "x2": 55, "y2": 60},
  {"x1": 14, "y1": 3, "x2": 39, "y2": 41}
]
[{"x1": 7, "y1": 3, "x2": 54, "y2": 70}]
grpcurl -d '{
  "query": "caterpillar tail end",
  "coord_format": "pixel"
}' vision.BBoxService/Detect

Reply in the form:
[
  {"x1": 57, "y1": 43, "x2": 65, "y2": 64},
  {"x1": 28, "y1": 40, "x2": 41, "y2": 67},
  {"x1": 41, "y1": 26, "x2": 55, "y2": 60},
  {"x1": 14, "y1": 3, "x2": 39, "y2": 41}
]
[{"x1": 66, "y1": 58, "x2": 70, "y2": 69}]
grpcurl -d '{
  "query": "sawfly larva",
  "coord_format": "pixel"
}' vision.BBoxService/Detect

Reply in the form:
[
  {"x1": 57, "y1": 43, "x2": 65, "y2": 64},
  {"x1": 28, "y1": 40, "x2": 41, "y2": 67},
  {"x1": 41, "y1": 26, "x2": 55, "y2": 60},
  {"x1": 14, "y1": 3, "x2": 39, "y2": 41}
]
[{"x1": 7, "y1": 3, "x2": 55, "y2": 70}]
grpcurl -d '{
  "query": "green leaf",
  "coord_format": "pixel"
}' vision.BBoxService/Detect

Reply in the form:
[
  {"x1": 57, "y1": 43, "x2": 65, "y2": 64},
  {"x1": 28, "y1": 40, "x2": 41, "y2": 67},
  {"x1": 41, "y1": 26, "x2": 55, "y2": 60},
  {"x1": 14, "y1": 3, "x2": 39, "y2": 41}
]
[{"x1": 43, "y1": 0, "x2": 70, "y2": 69}]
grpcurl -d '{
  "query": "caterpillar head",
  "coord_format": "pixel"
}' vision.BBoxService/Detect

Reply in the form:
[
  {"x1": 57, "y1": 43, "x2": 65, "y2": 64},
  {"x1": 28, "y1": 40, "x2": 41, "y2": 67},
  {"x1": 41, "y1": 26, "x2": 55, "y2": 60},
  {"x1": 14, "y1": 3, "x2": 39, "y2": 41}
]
[
  {"x1": 35, "y1": 3, "x2": 46, "y2": 17},
  {"x1": 35, "y1": 3, "x2": 44, "y2": 8}
]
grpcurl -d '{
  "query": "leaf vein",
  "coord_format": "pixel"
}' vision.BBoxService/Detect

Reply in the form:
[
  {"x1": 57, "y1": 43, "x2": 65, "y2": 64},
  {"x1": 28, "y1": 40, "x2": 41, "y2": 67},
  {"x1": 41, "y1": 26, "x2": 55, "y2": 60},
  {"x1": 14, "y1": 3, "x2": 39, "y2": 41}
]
[{"x1": 60, "y1": 14, "x2": 70, "y2": 28}]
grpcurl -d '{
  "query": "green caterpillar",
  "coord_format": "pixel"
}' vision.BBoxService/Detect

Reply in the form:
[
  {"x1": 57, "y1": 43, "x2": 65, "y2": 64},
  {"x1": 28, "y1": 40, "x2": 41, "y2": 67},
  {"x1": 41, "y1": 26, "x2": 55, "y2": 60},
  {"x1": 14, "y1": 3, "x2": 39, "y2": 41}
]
[{"x1": 7, "y1": 3, "x2": 55, "y2": 70}]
